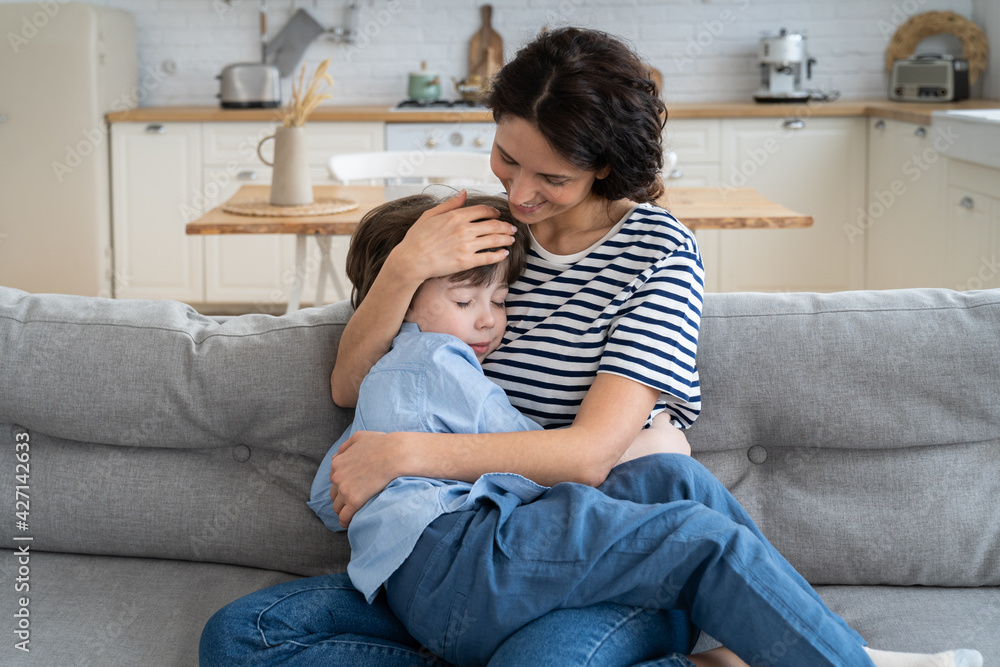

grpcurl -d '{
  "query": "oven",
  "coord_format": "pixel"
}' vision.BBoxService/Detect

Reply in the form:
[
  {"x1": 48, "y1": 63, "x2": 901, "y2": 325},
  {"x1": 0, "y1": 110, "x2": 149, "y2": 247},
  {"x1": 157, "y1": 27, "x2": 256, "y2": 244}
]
[
  {"x1": 385, "y1": 121, "x2": 497, "y2": 155},
  {"x1": 385, "y1": 120, "x2": 501, "y2": 190}
]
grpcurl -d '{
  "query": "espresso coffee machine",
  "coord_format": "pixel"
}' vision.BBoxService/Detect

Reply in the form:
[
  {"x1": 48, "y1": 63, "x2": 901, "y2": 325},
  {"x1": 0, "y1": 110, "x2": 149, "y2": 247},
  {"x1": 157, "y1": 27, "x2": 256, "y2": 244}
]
[{"x1": 754, "y1": 29, "x2": 816, "y2": 103}]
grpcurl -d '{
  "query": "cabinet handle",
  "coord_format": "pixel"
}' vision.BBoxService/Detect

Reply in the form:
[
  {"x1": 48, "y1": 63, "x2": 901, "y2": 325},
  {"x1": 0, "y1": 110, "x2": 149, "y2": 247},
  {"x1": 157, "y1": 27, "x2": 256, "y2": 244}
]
[
  {"x1": 960, "y1": 196, "x2": 975, "y2": 209},
  {"x1": 914, "y1": 126, "x2": 927, "y2": 137},
  {"x1": 874, "y1": 120, "x2": 885, "y2": 130},
  {"x1": 782, "y1": 119, "x2": 805, "y2": 130},
  {"x1": 667, "y1": 169, "x2": 684, "y2": 180},
  {"x1": 145, "y1": 124, "x2": 166, "y2": 134},
  {"x1": 237, "y1": 170, "x2": 259, "y2": 181}
]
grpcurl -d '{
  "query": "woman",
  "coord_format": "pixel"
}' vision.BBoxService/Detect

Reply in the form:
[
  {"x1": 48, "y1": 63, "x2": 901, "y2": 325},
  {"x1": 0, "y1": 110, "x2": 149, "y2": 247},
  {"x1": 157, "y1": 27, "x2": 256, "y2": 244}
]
[
  {"x1": 201, "y1": 28, "x2": 978, "y2": 667},
  {"x1": 200, "y1": 26, "x2": 712, "y2": 667}
]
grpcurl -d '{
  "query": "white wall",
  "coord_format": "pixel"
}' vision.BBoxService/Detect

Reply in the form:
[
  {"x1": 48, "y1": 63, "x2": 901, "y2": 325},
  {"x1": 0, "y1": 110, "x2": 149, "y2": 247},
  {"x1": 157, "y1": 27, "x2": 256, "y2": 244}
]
[
  {"x1": 2, "y1": 0, "x2": 988, "y2": 106},
  {"x1": 973, "y1": 0, "x2": 999, "y2": 99}
]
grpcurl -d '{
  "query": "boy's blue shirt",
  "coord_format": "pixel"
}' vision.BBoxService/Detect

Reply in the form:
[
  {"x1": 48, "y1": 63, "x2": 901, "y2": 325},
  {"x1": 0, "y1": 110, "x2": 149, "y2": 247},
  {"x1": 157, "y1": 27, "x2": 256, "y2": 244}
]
[{"x1": 309, "y1": 322, "x2": 546, "y2": 602}]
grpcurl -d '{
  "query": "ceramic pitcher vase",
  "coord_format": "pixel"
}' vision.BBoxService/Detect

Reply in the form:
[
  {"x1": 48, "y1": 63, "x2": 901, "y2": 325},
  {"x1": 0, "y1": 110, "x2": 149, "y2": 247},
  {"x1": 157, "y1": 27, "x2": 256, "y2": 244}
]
[{"x1": 257, "y1": 126, "x2": 313, "y2": 206}]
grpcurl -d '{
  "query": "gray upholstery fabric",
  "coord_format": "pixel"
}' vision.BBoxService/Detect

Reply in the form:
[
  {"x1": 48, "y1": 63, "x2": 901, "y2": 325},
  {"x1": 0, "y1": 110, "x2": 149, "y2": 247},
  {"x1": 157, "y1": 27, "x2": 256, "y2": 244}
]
[
  {"x1": 0, "y1": 288, "x2": 353, "y2": 575},
  {"x1": 688, "y1": 288, "x2": 1000, "y2": 586},
  {"x1": 0, "y1": 284, "x2": 997, "y2": 665},
  {"x1": 692, "y1": 585, "x2": 1000, "y2": 663},
  {"x1": 0, "y1": 551, "x2": 299, "y2": 666}
]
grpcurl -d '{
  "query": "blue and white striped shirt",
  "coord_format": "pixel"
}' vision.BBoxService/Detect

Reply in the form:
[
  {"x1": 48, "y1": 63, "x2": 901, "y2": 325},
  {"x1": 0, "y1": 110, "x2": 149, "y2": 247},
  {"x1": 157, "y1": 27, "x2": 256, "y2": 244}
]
[{"x1": 482, "y1": 203, "x2": 704, "y2": 429}]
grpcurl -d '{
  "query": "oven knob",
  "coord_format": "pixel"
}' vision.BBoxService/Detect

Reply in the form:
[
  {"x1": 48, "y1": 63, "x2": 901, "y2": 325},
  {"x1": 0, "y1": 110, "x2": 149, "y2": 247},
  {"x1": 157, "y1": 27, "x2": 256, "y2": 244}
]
[
  {"x1": 425, "y1": 138, "x2": 437, "y2": 148},
  {"x1": 449, "y1": 132, "x2": 463, "y2": 147},
  {"x1": 473, "y1": 136, "x2": 486, "y2": 147}
]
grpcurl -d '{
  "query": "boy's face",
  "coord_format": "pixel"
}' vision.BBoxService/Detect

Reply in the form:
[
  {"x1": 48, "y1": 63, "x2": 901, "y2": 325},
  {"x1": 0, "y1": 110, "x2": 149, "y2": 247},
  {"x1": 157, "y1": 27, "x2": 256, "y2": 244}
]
[{"x1": 405, "y1": 277, "x2": 509, "y2": 363}]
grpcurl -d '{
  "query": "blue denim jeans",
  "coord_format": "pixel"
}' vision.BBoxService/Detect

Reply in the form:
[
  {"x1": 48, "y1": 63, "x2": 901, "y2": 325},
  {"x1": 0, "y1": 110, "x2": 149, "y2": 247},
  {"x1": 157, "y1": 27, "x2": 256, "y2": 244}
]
[
  {"x1": 199, "y1": 457, "x2": 707, "y2": 666},
  {"x1": 198, "y1": 572, "x2": 697, "y2": 666},
  {"x1": 384, "y1": 454, "x2": 871, "y2": 667}
]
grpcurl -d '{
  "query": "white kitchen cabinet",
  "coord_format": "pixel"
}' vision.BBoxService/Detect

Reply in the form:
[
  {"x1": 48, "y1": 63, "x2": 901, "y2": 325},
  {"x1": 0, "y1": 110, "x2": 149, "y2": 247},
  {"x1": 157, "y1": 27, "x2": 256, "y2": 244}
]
[
  {"x1": 111, "y1": 122, "x2": 204, "y2": 301},
  {"x1": 947, "y1": 159, "x2": 1000, "y2": 291},
  {"x1": 111, "y1": 121, "x2": 384, "y2": 306},
  {"x1": 716, "y1": 117, "x2": 867, "y2": 293},
  {"x1": 864, "y1": 118, "x2": 949, "y2": 289},
  {"x1": 662, "y1": 119, "x2": 722, "y2": 292}
]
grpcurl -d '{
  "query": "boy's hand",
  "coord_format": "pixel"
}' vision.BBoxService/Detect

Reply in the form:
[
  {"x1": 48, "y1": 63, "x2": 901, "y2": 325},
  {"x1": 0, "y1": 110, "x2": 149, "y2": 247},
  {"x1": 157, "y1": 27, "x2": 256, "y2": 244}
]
[
  {"x1": 389, "y1": 190, "x2": 517, "y2": 284},
  {"x1": 330, "y1": 430, "x2": 403, "y2": 528}
]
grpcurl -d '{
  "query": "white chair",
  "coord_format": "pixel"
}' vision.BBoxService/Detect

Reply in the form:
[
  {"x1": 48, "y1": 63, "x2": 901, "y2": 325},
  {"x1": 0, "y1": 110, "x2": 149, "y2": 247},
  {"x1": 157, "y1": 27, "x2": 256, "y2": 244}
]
[
  {"x1": 290, "y1": 151, "x2": 499, "y2": 311},
  {"x1": 328, "y1": 150, "x2": 497, "y2": 187}
]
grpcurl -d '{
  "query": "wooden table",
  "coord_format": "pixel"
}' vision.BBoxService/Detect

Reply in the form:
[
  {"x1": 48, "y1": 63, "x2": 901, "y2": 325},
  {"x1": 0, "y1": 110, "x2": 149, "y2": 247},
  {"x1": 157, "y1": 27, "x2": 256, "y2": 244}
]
[{"x1": 187, "y1": 184, "x2": 812, "y2": 312}]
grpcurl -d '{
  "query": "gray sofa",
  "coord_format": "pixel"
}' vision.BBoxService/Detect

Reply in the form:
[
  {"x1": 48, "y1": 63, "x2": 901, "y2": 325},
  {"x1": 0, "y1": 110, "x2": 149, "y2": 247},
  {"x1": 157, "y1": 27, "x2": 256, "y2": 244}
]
[{"x1": 0, "y1": 285, "x2": 997, "y2": 666}]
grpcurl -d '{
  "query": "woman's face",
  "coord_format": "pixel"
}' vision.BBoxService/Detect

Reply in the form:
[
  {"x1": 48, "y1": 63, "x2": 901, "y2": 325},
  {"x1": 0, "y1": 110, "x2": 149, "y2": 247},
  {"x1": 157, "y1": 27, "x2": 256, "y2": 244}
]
[{"x1": 490, "y1": 116, "x2": 609, "y2": 225}]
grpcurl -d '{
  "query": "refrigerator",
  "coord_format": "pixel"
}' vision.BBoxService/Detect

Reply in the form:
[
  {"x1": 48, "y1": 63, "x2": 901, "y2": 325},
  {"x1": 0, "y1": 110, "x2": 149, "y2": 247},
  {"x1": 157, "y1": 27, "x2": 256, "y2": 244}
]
[{"x1": 0, "y1": 2, "x2": 136, "y2": 296}]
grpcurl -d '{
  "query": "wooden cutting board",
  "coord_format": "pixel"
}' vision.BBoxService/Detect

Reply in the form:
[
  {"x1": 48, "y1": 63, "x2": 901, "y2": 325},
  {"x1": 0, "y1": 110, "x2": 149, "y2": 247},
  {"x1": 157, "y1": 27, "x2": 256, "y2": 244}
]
[{"x1": 469, "y1": 5, "x2": 504, "y2": 81}]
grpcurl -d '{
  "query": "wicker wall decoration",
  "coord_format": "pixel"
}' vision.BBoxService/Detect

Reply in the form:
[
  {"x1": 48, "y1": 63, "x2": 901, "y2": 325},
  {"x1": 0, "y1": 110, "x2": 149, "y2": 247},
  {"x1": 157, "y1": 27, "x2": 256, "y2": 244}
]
[{"x1": 885, "y1": 10, "x2": 989, "y2": 84}]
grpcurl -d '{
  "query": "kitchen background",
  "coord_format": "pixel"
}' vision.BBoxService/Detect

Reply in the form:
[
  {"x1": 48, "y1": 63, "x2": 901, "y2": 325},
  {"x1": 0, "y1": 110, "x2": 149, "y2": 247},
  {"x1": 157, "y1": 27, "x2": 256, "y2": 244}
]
[
  {"x1": 2, "y1": 0, "x2": 999, "y2": 309},
  {"x1": 2, "y1": 0, "x2": 997, "y2": 105}
]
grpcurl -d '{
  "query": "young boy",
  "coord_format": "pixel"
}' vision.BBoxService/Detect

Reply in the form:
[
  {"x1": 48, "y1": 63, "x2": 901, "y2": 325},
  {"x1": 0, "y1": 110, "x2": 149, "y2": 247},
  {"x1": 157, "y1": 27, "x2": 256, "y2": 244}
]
[{"x1": 309, "y1": 192, "x2": 545, "y2": 601}]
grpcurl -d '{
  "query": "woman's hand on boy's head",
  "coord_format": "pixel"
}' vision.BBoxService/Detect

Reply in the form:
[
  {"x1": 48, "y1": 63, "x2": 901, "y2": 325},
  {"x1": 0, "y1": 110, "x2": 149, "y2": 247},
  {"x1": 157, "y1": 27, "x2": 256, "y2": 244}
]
[{"x1": 388, "y1": 190, "x2": 517, "y2": 283}]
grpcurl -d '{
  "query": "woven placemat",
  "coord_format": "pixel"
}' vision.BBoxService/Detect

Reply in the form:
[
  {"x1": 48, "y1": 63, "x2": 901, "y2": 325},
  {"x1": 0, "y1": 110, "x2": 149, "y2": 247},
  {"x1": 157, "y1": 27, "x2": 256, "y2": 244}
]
[
  {"x1": 885, "y1": 10, "x2": 989, "y2": 84},
  {"x1": 223, "y1": 197, "x2": 359, "y2": 217}
]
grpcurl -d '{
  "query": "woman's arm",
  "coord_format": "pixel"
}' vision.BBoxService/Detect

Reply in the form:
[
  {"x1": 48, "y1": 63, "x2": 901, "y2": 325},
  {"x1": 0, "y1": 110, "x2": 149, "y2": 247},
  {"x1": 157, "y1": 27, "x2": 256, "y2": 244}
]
[
  {"x1": 330, "y1": 373, "x2": 660, "y2": 526},
  {"x1": 330, "y1": 191, "x2": 519, "y2": 407}
]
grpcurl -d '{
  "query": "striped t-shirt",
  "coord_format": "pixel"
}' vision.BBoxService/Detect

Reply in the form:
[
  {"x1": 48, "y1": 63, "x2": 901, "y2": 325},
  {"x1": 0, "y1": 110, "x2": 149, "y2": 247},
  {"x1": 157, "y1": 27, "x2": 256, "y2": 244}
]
[{"x1": 482, "y1": 203, "x2": 704, "y2": 430}]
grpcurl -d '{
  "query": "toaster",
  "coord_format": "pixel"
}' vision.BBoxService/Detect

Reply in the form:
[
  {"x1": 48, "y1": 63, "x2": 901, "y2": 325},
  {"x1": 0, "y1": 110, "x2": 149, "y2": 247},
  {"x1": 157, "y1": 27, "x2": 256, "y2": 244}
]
[
  {"x1": 217, "y1": 63, "x2": 281, "y2": 109},
  {"x1": 889, "y1": 54, "x2": 969, "y2": 103}
]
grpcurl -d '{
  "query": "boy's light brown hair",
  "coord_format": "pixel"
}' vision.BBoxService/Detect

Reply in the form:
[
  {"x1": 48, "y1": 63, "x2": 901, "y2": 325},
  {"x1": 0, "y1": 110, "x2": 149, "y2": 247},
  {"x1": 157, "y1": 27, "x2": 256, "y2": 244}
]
[{"x1": 346, "y1": 193, "x2": 531, "y2": 309}]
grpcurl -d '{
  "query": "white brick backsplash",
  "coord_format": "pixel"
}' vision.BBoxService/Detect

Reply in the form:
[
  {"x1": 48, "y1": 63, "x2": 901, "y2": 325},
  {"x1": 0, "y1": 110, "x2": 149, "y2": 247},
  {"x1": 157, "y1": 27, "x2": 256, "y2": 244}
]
[{"x1": 3, "y1": 0, "x2": 994, "y2": 106}]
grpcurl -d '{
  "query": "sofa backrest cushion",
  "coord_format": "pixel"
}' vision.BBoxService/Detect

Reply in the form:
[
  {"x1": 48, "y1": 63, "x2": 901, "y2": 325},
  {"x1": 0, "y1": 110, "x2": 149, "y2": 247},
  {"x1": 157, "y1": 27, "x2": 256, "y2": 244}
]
[
  {"x1": 2, "y1": 286, "x2": 998, "y2": 586},
  {"x1": 687, "y1": 288, "x2": 1000, "y2": 587},
  {"x1": 0, "y1": 288, "x2": 354, "y2": 575}
]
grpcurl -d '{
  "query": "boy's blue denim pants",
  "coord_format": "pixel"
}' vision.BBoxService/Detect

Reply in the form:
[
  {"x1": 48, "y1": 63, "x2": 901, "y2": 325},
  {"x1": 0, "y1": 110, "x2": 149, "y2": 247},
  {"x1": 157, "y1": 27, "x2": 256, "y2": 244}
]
[
  {"x1": 199, "y1": 455, "x2": 707, "y2": 666},
  {"x1": 384, "y1": 454, "x2": 871, "y2": 667}
]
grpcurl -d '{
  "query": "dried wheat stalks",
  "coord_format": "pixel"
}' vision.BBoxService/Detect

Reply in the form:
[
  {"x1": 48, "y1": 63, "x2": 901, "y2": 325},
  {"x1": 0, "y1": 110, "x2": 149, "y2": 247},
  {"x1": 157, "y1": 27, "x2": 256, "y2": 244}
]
[{"x1": 282, "y1": 59, "x2": 334, "y2": 127}]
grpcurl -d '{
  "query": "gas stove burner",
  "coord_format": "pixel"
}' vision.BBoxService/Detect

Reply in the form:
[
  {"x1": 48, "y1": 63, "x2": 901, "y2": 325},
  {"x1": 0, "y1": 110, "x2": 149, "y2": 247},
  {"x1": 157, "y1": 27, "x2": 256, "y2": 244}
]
[{"x1": 396, "y1": 99, "x2": 487, "y2": 109}]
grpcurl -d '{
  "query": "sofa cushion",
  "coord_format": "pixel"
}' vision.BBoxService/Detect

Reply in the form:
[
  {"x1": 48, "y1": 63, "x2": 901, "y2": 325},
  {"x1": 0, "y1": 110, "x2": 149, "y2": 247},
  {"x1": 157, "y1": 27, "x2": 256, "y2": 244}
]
[
  {"x1": 0, "y1": 288, "x2": 354, "y2": 574},
  {"x1": 0, "y1": 550, "x2": 300, "y2": 666},
  {"x1": 691, "y1": 585, "x2": 1000, "y2": 664},
  {"x1": 688, "y1": 288, "x2": 1000, "y2": 587}
]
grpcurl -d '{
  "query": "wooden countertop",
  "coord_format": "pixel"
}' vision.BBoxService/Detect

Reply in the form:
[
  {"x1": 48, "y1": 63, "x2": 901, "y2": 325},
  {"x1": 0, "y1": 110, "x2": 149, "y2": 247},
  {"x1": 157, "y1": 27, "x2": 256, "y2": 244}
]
[
  {"x1": 106, "y1": 105, "x2": 495, "y2": 124},
  {"x1": 108, "y1": 99, "x2": 1000, "y2": 126},
  {"x1": 186, "y1": 185, "x2": 812, "y2": 235}
]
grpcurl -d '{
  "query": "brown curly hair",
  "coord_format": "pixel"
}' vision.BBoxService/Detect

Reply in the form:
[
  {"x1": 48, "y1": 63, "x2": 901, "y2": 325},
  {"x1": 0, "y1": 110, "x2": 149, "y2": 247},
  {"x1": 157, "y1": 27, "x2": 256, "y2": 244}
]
[
  {"x1": 346, "y1": 193, "x2": 530, "y2": 310},
  {"x1": 486, "y1": 27, "x2": 667, "y2": 204}
]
